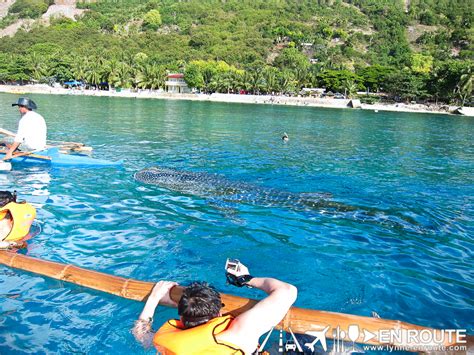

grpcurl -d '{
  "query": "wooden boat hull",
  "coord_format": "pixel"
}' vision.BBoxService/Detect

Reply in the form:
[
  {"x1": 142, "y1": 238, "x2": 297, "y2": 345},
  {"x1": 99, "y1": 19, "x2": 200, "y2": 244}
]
[{"x1": 0, "y1": 251, "x2": 467, "y2": 351}]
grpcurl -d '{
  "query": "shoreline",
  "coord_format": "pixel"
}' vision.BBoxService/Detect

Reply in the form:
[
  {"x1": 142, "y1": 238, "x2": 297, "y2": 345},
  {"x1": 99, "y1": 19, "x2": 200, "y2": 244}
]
[{"x1": 0, "y1": 84, "x2": 470, "y2": 116}]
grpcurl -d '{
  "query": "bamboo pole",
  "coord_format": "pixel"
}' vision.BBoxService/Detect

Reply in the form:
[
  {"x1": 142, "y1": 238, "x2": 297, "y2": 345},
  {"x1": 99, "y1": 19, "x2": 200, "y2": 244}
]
[
  {"x1": 0, "y1": 149, "x2": 52, "y2": 161},
  {"x1": 0, "y1": 128, "x2": 16, "y2": 137},
  {"x1": 0, "y1": 251, "x2": 469, "y2": 351}
]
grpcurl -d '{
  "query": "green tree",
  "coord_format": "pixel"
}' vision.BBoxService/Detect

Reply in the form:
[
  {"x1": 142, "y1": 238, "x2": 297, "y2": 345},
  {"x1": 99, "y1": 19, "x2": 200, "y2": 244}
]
[
  {"x1": 356, "y1": 65, "x2": 393, "y2": 92},
  {"x1": 210, "y1": 71, "x2": 235, "y2": 93},
  {"x1": 134, "y1": 52, "x2": 149, "y2": 65},
  {"x1": 455, "y1": 68, "x2": 473, "y2": 106},
  {"x1": 428, "y1": 60, "x2": 473, "y2": 103},
  {"x1": 184, "y1": 63, "x2": 204, "y2": 91},
  {"x1": 278, "y1": 70, "x2": 295, "y2": 94},
  {"x1": 411, "y1": 53, "x2": 433, "y2": 74},
  {"x1": 9, "y1": 55, "x2": 30, "y2": 83},
  {"x1": 247, "y1": 67, "x2": 264, "y2": 94},
  {"x1": 72, "y1": 56, "x2": 87, "y2": 82},
  {"x1": 385, "y1": 70, "x2": 428, "y2": 102},
  {"x1": 294, "y1": 66, "x2": 310, "y2": 90},
  {"x1": 274, "y1": 48, "x2": 309, "y2": 71},
  {"x1": 137, "y1": 63, "x2": 165, "y2": 90},
  {"x1": 344, "y1": 79, "x2": 358, "y2": 98},
  {"x1": 45, "y1": 55, "x2": 72, "y2": 83},
  {"x1": 263, "y1": 67, "x2": 279, "y2": 94},
  {"x1": 110, "y1": 62, "x2": 131, "y2": 88},
  {"x1": 85, "y1": 58, "x2": 104, "y2": 88},
  {"x1": 317, "y1": 69, "x2": 361, "y2": 92},
  {"x1": 9, "y1": 0, "x2": 50, "y2": 19},
  {"x1": 142, "y1": 9, "x2": 162, "y2": 31},
  {"x1": 27, "y1": 52, "x2": 47, "y2": 81}
]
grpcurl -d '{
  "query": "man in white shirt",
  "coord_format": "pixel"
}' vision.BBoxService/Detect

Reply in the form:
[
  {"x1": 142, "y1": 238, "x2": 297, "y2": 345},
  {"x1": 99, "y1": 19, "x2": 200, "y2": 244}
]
[{"x1": 5, "y1": 97, "x2": 47, "y2": 160}]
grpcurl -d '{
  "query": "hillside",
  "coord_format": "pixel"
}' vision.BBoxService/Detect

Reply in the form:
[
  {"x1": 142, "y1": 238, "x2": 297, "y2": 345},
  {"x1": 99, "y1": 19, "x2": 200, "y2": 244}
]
[{"x1": 0, "y1": 0, "x2": 472, "y2": 105}]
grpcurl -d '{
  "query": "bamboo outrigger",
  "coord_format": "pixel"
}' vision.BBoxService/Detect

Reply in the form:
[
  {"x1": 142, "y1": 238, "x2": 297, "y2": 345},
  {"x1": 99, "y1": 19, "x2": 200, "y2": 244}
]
[{"x1": 0, "y1": 251, "x2": 470, "y2": 352}]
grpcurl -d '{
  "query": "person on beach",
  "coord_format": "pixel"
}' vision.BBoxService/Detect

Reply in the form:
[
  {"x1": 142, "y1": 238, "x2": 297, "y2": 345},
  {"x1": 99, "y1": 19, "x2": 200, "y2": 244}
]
[
  {"x1": 3, "y1": 97, "x2": 47, "y2": 160},
  {"x1": 0, "y1": 191, "x2": 36, "y2": 249},
  {"x1": 133, "y1": 259, "x2": 297, "y2": 354}
]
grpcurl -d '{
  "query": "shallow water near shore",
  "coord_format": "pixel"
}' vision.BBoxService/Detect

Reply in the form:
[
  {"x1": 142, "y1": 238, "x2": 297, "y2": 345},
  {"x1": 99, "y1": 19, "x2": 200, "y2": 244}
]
[{"x1": 0, "y1": 93, "x2": 472, "y2": 354}]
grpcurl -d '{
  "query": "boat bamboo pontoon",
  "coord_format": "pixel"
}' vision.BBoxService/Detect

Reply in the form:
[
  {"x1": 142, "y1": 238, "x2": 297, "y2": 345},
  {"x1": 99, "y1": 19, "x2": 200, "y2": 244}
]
[{"x1": 0, "y1": 251, "x2": 470, "y2": 352}]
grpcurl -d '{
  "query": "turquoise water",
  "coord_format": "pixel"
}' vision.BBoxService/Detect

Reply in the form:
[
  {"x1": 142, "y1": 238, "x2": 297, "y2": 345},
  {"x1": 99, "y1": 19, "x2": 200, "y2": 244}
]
[{"x1": 0, "y1": 92, "x2": 472, "y2": 354}]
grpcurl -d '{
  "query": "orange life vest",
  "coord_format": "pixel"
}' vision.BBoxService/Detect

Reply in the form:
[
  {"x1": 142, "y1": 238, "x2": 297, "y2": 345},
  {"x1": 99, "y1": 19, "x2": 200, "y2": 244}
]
[
  {"x1": 0, "y1": 202, "x2": 36, "y2": 242},
  {"x1": 153, "y1": 315, "x2": 244, "y2": 355}
]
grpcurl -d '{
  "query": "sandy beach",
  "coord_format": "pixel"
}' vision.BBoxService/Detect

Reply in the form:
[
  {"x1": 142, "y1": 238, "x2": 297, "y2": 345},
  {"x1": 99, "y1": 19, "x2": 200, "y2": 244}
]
[{"x1": 0, "y1": 84, "x2": 470, "y2": 116}]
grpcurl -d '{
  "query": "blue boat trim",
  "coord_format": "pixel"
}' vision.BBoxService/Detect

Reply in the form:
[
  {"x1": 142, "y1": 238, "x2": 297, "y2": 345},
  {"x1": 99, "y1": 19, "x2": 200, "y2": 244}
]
[{"x1": 0, "y1": 147, "x2": 123, "y2": 167}]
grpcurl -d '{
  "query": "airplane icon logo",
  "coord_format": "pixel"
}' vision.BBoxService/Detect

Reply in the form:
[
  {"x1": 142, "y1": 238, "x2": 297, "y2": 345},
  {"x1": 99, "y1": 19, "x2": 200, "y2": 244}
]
[{"x1": 305, "y1": 325, "x2": 331, "y2": 352}]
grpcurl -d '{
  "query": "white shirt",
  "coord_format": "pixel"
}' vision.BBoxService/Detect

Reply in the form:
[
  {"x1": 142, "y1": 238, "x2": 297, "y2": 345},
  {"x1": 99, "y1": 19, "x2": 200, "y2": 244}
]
[{"x1": 14, "y1": 110, "x2": 47, "y2": 151}]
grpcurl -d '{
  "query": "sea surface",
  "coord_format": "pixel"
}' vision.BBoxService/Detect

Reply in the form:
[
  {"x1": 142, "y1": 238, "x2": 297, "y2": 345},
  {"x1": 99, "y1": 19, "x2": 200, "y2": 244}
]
[{"x1": 0, "y1": 92, "x2": 472, "y2": 354}]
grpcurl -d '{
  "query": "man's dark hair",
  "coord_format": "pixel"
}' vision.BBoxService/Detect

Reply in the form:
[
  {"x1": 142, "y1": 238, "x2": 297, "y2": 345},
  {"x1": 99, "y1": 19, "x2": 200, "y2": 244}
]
[
  {"x1": 178, "y1": 282, "x2": 222, "y2": 329},
  {"x1": 0, "y1": 191, "x2": 16, "y2": 207}
]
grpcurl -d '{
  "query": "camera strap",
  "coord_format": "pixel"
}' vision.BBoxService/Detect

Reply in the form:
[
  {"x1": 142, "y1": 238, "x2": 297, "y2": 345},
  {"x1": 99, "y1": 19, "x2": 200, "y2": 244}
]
[{"x1": 226, "y1": 273, "x2": 254, "y2": 288}]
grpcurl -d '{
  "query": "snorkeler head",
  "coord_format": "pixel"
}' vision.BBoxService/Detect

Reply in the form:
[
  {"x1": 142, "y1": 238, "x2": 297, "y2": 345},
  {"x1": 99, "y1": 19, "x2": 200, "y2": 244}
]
[
  {"x1": 0, "y1": 191, "x2": 16, "y2": 207},
  {"x1": 178, "y1": 282, "x2": 222, "y2": 329}
]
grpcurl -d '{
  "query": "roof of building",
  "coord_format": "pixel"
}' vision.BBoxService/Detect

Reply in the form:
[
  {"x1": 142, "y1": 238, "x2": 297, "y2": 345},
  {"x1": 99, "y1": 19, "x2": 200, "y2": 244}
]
[{"x1": 167, "y1": 73, "x2": 184, "y2": 79}]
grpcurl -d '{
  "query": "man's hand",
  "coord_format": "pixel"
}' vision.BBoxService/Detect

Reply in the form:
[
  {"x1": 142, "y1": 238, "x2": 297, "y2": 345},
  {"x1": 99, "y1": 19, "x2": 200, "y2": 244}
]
[
  {"x1": 225, "y1": 259, "x2": 254, "y2": 287},
  {"x1": 134, "y1": 282, "x2": 178, "y2": 348},
  {"x1": 4, "y1": 151, "x2": 12, "y2": 160},
  {"x1": 136, "y1": 281, "x2": 178, "y2": 331}
]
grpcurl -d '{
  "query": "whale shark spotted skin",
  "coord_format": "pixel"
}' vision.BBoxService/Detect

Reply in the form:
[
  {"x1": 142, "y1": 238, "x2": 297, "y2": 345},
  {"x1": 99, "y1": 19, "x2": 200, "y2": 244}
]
[
  {"x1": 134, "y1": 167, "x2": 355, "y2": 212},
  {"x1": 135, "y1": 167, "x2": 428, "y2": 232}
]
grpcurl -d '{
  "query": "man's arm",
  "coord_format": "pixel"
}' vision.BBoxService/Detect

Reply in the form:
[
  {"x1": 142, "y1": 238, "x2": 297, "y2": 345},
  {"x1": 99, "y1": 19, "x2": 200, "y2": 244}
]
[
  {"x1": 132, "y1": 281, "x2": 178, "y2": 348},
  {"x1": 223, "y1": 262, "x2": 297, "y2": 348}
]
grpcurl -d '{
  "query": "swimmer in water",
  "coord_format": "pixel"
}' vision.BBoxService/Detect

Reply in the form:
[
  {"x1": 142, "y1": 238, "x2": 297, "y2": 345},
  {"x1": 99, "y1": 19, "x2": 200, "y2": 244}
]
[{"x1": 0, "y1": 191, "x2": 36, "y2": 249}]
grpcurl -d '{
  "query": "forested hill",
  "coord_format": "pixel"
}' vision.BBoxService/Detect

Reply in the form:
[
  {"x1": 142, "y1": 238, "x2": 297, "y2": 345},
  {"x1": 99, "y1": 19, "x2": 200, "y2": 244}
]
[{"x1": 0, "y1": 0, "x2": 472, "y2": 105}]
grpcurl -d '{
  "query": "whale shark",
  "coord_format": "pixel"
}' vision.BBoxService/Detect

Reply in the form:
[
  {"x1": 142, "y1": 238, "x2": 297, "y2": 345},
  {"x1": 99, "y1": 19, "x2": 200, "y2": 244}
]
[{"x1": 134, "y1": 167, "x2": 356, "y2": 212}]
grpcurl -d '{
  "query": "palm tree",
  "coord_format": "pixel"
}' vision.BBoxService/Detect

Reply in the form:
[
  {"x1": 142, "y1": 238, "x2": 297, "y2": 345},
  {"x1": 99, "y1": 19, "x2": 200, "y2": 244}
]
[
  {"x1": 103, "y1": 58, "x2": 120, "y2": 89},
  {"x1": 294, "y1": 67, "x2": 309, "y2": 91},
  {"x1": 210, "y1": 71, "x2": 235, "y2": 93},
  {"x1": 231, "y1": 71, "x2": 246, "y2": 93},
  {"x1": 202, "y1": 67, "x2": 215, "y2": 93},
  {"x1": 134, "y1": 52, "x2": 148, "y2": 66},
  {"x1": 263, "y1": 67, "x2": 279, "y2": 94},
  {"x1": 85, "y1": 58, "x2": 103, "y2": 88},
  {"x1": 137, "y1": 63, "x2": 165, "y2": 90},
  {"x1": 110, "y1": 62, "x2": 131, "y2": 88},
  {"x1": 344, "y1": 79, "x2": 358, "y2": 99},
  {"x1": 248, "y1": 68, "x2": 264, "y2": 95},
  {"x1": 278, "y1": 70, "x2": 295, "y2": 94},
  {"x1": 28, "y1": 52, "x2": 46, "y2": 81},
  {"x1": 72, "y1": 56, "x2": 88, "y2": 82},
  {"x1": 456, "y1": 69, "x2": 473, "y2": 106}
]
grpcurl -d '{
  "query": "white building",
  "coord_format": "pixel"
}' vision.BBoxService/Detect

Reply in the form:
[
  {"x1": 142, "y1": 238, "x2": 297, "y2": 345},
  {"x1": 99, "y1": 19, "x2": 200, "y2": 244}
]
[{"x1": 165, "y1": 73, "x2": 190, "y2": 93}]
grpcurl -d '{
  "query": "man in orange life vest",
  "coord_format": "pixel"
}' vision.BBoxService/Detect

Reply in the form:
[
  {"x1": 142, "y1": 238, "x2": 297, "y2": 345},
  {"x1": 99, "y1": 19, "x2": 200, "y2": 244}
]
[
  {"x1": 133, "y1": 259, "x2": 297, "y2": 354},
  {"x1": 0, "y1": 190, "x2": 36, "y2": 249}
]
